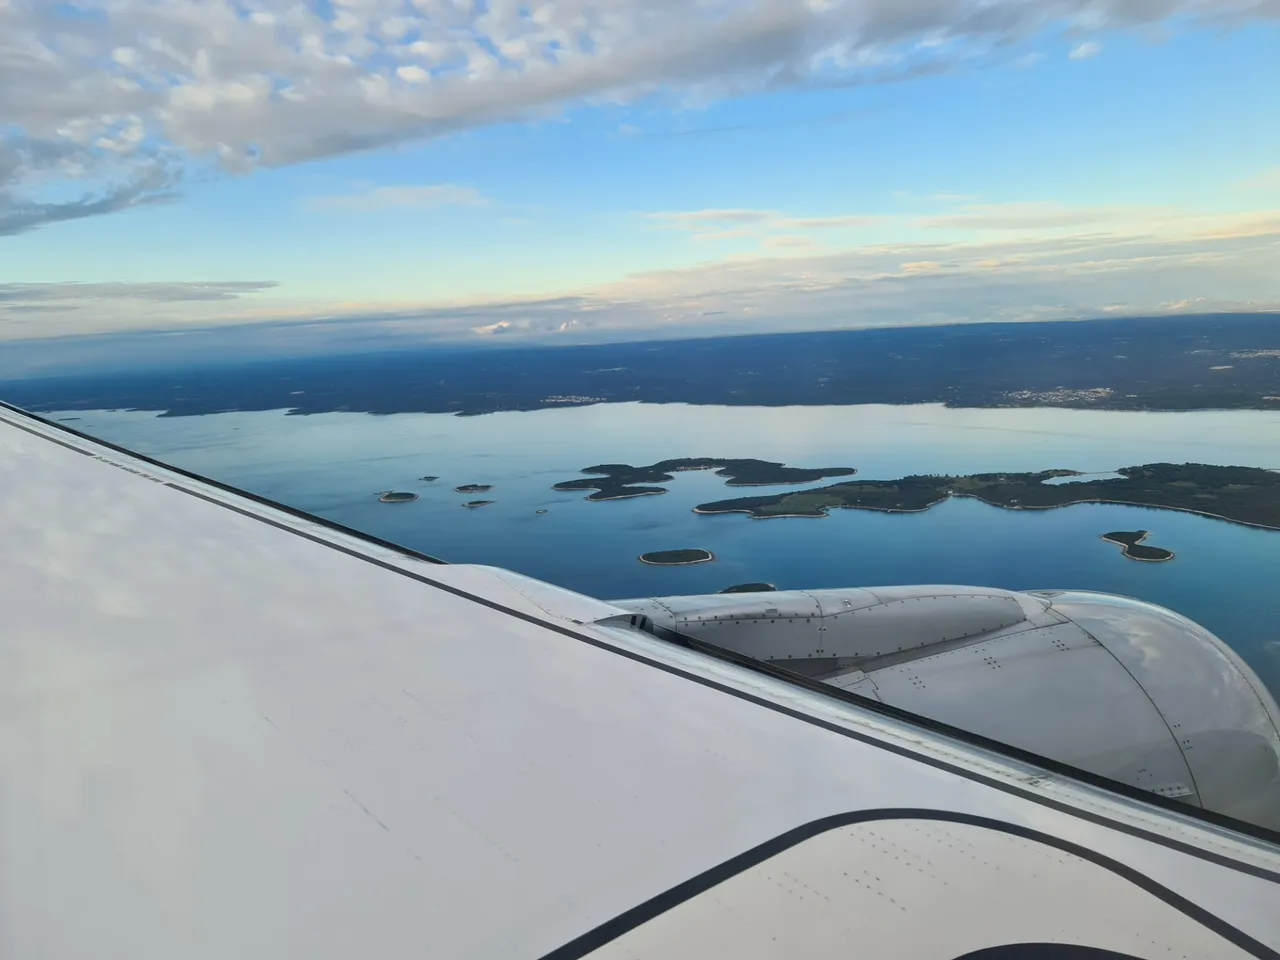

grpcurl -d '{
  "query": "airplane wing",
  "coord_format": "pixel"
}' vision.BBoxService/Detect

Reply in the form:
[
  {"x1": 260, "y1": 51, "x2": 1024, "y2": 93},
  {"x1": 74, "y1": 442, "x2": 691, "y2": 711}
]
[{"x1": 1, "y1": 401, "x2": 1278, "y2": 960}]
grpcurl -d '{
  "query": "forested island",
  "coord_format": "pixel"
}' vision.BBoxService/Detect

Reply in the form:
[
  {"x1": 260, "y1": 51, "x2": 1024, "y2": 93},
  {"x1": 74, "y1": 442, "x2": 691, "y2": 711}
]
[
  {"x1": 693, "y1": 463, "x2": 1280, "y2": 528},
  {"x1": 377, "y1": 491, "x2": 419, "y2": 503},
  {"x1": 462, "y1": 500, "x2": 494, "y2": 508},
  {"x1": 554, "y1": 458, "x2": 856, "y2": 500},
  {"x1": 1101, "y1": 530, "x2": 1175, "y2": 561},
  {"x1": 455, "y1": 484, "x2": 493, "y2": 493},
  {"x1": 639, "y1": 548, "x2": 715, "y2": 566},
  {"x1": 721, "y1": 582, "x2": 777, "y2": 593}
]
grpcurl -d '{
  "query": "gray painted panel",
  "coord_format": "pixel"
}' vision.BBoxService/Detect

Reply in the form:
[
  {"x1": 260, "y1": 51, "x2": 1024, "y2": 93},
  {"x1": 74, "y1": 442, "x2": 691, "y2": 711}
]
[
  {"x1": 1047, "y1": 592, "x2": 1280, "y2": 831},
  {"x1": 865, "y1": 623, "x2": 1200, "y2": 804}
]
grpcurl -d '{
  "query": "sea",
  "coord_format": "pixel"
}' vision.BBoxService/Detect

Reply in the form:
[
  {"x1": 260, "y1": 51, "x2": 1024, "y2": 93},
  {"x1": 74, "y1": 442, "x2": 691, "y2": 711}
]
[{"x1": 49, "y1": 401, "x2": 1280, "y2": 696}]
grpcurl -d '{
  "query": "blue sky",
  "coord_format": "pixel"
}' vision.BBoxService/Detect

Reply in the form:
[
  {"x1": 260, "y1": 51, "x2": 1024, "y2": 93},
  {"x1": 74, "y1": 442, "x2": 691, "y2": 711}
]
[{"x1": 1, "y1": 1, "x2": 1278, "y2": 371}]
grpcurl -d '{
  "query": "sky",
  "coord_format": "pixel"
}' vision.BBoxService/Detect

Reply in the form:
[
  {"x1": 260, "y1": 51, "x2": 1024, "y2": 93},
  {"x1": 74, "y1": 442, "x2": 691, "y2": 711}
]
[{"x1": 2, "y1": 0, "x2": 1279, "y2": 374}]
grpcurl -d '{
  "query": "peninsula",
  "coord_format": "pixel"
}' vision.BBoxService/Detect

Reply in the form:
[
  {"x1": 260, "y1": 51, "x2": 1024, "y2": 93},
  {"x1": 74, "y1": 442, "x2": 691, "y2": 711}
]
[
  {"x1": 1102, "y1": 531, "x2": 1175, "y2": 562},
  {"x1": 555, "y1": 458, "x2": 856, "y2": 501},
  {"x1": 693, "y1": 463, "x2": 1280, "y2": 529},
  {"x1": 639, "y1": 548, "x2": 715, "y2": 566},
  {"x1": 455, "y1": 484, "x2": 493, "y2": 493},
  {"x1": 377, "y1": 491, "x2": 419, "y2": 503}
]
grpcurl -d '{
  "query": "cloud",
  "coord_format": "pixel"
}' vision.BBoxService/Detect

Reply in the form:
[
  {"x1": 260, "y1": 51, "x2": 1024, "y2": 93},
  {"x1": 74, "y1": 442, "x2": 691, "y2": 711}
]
[
  {"x1": 0, "y1": 281, "x2": 277, "y2": 304},
  {"x1": 1069, "y1": 41, "x2": 1103, "y2": 59},
  {"x1": 1237, "y1": 167, "x2": 1280, "y2": 191},
  {"x1": 786, "y1": 215, "x2": 878, "y2": 229},
  {"x1": 763, "y1": 234, "x2": 818, "y2": 249},
  {"x1": 6, "y1": 199, "x2": 1279, "y2": 363},
  {"x1": 647, "y1": 208, "x2": 879, "y2": 240},
  {"x1": 919, "y1": 201, "x2": 1171, "y2": 231},
  {"x1": 0, "y1": 281, "x2": 279, "y2": 344},
  {"x1": 306, "y1": 184, "x2": 488, "y2": 213},
  {"x1": 647, "y1": 209, "x2": 775, "y2": 225},
  {"x1": 0, "y1": 134, "x2": 180, "y2": 236},
  {"x1": 3, "y1": 0, "x2": 1277, "y2": 234}
]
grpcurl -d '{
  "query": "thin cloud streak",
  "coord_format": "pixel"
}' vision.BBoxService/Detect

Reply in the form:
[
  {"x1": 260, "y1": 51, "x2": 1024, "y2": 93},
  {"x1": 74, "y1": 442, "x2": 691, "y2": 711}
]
[{"x1": 305, "y1": 184, "x2": 489, "y2": 213}]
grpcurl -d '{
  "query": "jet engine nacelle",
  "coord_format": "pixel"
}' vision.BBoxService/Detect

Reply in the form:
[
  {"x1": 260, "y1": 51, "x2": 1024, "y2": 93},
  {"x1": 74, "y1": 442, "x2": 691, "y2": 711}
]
[{"x1": 613, "y1": 586, "x2": 1280, "y2": 831}]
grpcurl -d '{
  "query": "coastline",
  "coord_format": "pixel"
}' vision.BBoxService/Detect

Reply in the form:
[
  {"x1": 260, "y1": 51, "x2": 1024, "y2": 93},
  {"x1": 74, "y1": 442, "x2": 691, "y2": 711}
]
[
  {"x1": 693, "y1": 492, "x2": 1280, "y2": 530},
  {"x1": 692, "y1": 496, "x2": 948, "y2": 520},
  {"x1": 638, "y1": 551, "x2": 715, "y2": 566},
  {"x1": 377, "y1": 491, "x2": 419, "y2": 503},
  {"x1": 586, "y1": 490, "x2": 667, "y2": 501}
]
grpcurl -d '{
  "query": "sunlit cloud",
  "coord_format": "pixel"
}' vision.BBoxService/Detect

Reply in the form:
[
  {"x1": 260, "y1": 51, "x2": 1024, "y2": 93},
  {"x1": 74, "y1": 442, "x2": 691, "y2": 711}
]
[
  {"x1": 3, "y1": 0, "x2": 1277, "y2": 234},
  {"x1": 5, "y1": 197, "x2": 1277, "y2": 359}
]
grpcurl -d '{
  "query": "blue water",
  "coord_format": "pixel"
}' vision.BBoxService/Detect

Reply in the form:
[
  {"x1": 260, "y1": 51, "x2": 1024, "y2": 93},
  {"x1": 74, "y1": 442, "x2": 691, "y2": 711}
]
[
  {"x1": 53, "y1": 402, "x2": 1280, "y2": 696},
  {"x1": 1042, "y1": 471, "x2": 1127, "y2": 485}
]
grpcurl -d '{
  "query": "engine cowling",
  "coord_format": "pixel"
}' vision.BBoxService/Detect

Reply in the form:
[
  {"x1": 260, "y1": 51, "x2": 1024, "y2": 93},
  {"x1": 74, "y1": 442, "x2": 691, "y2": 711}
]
[{"x1": 612, "y1": 586, "x2": 1280, "y2": 831}]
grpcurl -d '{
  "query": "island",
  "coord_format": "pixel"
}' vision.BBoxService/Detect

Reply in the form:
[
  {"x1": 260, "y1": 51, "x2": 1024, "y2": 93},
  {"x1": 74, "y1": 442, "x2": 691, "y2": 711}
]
[
  {"x1": 554, "y1": 458, "x2": 856, "y2": 501},
  {"x1": 693, "y1": 463, "x2": 1280, "y2": 529},
  {"x1": 639, "y1": 548, "x2": 715, "y2": 566},
  {"x1": 462, "y1": 500, "x2": 494, "y2": 509},
  {"x1": 535, "y1": 508, "x2": 549, "y2": 515},
  {"x1": 455, "y1": 484, "x2": 493, "y2": 493},
  {"x1": 420, "y1": 475, "x2": 439, "y2": 481},
  {"x1": 720, "y1": 582, "x2": 777, "y2": 593},
  {"x1": 1101, "y1": 530, "x2": 1175, "y2": 562},
  {"x1": 377, "y1": 491, "x2": 419, "y2": 503}
]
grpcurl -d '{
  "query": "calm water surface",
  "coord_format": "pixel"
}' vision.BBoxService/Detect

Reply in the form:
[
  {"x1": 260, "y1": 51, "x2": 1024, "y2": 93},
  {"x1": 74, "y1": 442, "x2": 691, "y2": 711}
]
[{"x1": 53, "y1": 402, "x2": 1280, "y2": 695}]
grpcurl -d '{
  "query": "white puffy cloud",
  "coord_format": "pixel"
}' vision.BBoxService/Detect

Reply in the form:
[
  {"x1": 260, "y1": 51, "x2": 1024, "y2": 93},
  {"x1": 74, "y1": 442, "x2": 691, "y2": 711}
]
[{"x1": 2, "y1": 0, "x2": 1277, "y2": 235}]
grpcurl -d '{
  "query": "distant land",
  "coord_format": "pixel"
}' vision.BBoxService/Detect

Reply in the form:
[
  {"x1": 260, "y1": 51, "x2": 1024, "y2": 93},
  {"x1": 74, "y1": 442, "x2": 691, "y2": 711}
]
[
  {"x1": 455, "y1": 484, "x2": 492, "y2": 493},
  {"x1": 1101, "y1": 530, "x2": 1175, "y2": 562},
  {"x1": 3, "y1": 314, "x2": 1278, "y2": 417},
  {"x1": 554, "y1": 458, "x2": 856, "y2": 500},
  {"x1": 692, "y1": 463, "x2": 1280, "y2": 529},
  {"x1": 639, "y1": 548, "x2": 714, "y2": 566}
]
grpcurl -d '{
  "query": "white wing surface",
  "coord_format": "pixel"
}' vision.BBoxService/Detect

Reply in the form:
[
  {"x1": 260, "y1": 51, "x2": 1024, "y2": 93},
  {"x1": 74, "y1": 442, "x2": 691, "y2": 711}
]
[{"x1": 1, "y1": 403, "x2": 1277, "y2": 960}]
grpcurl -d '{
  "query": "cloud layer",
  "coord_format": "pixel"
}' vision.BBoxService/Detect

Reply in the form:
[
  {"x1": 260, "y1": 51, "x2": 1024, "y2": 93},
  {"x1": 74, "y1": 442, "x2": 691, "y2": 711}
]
[
  {"x1": 3, "y1": 0, "x2": 1278, "y2": 234},
  {"x1": 4, "y1": 197, "x2": 1277, "y2": 367}
]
